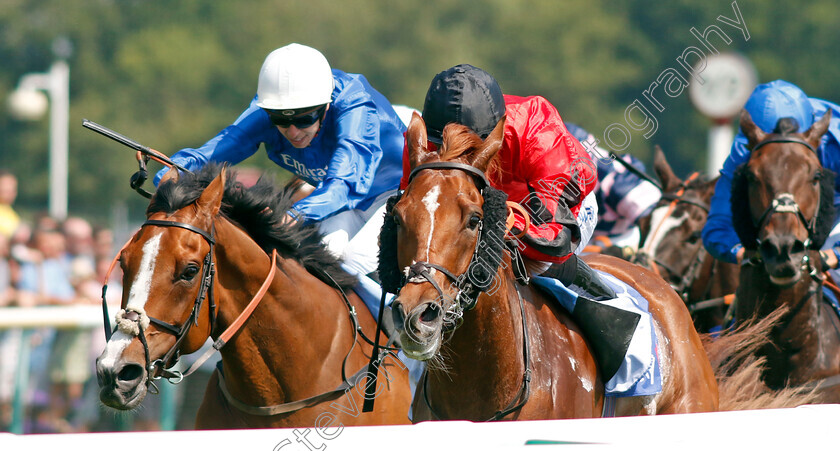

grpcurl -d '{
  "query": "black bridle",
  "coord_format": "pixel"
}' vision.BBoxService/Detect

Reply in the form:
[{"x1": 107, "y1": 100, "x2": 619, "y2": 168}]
[
  {"x1": 747, "y1": 136, "x2": 821, "y2": 265},
  {"x1": 403, "y1": 162, "x2": 495, "y2": 317},
  {"x1": 402, "y1": 161, "x2": 532, "y2": 421},
  {"x1": 637, "y1": 175, "x2": 714, "y2": 304},
  {"x1": 106, "y1": 219, "x2": 219, "y2": 390}
]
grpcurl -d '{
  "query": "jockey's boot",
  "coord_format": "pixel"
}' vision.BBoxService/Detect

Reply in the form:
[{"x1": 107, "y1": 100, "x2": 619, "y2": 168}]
[{"x1": 541, "y1": 255, "x2": 640, "y2": 381}]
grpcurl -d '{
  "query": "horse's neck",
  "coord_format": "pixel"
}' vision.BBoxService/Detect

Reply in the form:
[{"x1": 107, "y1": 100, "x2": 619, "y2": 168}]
[
  {"x1": 693, "y1": 252, "x2": 737, "y2": 301},
  {"x1": 428, "y1": 269, "x2": 525, "y2": 413},
  {"x1": 738, "y1": 263, "x2": 823, "y2": 340},
  {"x1": 212, "y1": 221, "x2": 356, "y2": 404}
]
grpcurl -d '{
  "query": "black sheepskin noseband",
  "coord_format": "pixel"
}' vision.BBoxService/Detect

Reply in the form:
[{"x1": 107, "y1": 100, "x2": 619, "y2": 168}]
[
  {"x1": 732, "y1": 164, "x2": 836, "y2": 250},
  {"x1": 377, "y1": 185, "x2": 509, "y2": 295}
]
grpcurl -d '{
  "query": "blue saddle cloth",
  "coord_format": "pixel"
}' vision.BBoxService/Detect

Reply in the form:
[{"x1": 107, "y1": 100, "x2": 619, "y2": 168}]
[
  {"x1": 350, "y1": 265, "x2": 661, "y2": 399},
  {"x1": 531, "y1": 271, "x2": 662, "y2": 398}
]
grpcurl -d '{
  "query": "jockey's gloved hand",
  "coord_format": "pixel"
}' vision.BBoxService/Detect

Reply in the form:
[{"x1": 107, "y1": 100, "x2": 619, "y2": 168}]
[{"x1": 818, "y1": 247, "x2": 840, "y2": 269}]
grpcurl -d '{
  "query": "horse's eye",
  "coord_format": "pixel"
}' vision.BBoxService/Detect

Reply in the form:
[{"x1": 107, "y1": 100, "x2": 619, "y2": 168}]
[
  {"x1": 391, "y1": 214, "x2": 401, "y2": 227},
  {"x1": 813, "y1": 171, "x2": 821, "y2": 185},
  {"x1": 181, "y1": 264, "x2": 200, "y2": 281},
  {"x1": 467, "y1": 214, "x2": 481, "y2": 230},
  {"x1": 686, "y1": 230, "x2": 702, "y2": 244}
]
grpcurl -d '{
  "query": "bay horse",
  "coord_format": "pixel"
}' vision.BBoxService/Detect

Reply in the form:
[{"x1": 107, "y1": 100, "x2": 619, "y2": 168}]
[
  {"x1": 95, "y1": 165, "x2": 412, "y2": 428},
  {"x1": 730, "y1": 109, "x2": 840, "y2": 402},
  {"x1": 635, "y1": 146, "x2": 739, "y2": 333},
  {"x1": 381, "y1": 113, "x2": 718, "y2": 421}
]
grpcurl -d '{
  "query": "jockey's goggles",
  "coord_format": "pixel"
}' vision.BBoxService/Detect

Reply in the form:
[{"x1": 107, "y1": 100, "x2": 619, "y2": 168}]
[{"x1": 265, "y1": 105, "x2": 327, "y2": 128}]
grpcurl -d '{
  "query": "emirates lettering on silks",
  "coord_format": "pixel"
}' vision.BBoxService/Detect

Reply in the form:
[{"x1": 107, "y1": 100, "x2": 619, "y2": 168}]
[{"x1": 280, "y1": 154, "x2": 328, "y2": 181}]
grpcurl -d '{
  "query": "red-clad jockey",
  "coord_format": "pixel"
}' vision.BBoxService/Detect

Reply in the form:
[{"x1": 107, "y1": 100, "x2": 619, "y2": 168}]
[{"x1": 399, "y1": 65, "x2": 642, "y2": 379}]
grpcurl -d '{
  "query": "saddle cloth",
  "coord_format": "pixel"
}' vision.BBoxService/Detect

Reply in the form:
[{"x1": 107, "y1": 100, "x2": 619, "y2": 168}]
[
  {"x1": 352, "y1": 266, "x2": 661, "y2": 414},
  {"x1": 531, "y1": 270, "x2": 662, "y2": 398}
]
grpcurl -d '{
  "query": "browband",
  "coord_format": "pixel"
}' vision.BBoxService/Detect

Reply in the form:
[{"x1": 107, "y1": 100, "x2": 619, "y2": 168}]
[
  {"x1": 409, "y1": 162, "x2": 490, "y2": 189},
  {"x1": 752, "y1": 137, "x2": 815, "y2": 153}
]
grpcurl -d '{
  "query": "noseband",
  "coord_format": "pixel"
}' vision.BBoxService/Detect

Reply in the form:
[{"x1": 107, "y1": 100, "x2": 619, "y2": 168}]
[
  {"x1": 753, "y1": 192, "x2": 817, "y2": 250},
  {"x1": 749, "y1": 137, "x2": 821, "y2": 257},
  {"x1": 117, "y1": 219, "x2": 218, "y2": 388},
  {"x1": 400, "y1": 162, "x2": 509, "y2": 326}
]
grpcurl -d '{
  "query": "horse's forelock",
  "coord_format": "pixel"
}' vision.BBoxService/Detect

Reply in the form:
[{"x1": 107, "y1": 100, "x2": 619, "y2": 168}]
[
  {"x1": 439, "y1": 124, "x2": 502, "y2": 180},
  {"x1": 439, "y1": 124, "x2": 484, "y2": 163},
  {"x1": 773, "y1": 117, "x2": 800, "y2": 136}
]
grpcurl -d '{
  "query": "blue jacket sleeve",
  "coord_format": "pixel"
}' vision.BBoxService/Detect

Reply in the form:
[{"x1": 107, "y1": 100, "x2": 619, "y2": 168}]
[
  {"x1": 153, "y1": 99, "x2": 271, "y2": 186},
  {"x1": 703, "y1": 133, "x2": 751, "y2": 263},
  {"x1": 289, "y1": 93, "x2": 383, "y2": 223}
]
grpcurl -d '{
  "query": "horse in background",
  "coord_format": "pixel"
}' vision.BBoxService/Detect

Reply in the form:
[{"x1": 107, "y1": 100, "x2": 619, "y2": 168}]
[
  {"x1": 635, "y1": 146, "x2": 739, "y2": 333},
  {"x1": 95, "y1": 165, "x2": 412, "y2": 428},
  {"x1": 383, "y1": 113, "x2": 719, "y2": 421},
  {"x1": 730, "y1": 109, "x2": 840, "y2": 403}
]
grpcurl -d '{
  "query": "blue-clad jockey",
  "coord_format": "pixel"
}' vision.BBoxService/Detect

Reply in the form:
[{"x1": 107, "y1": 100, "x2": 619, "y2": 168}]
[
  {"x1": 703, "y1": 80, "x2": 840, "y2": 268},
  {"x1": 155, "y1": 43, "x2": 406, "y2": 278}
]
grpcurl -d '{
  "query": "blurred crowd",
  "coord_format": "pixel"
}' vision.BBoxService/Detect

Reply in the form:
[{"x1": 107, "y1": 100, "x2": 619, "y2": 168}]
[
  {"x1": 0, "y1": 169, "x2": 132, "y2": 433},
  {"x1": 0, "y1": 170, "x2": 214, "y2": 434}
]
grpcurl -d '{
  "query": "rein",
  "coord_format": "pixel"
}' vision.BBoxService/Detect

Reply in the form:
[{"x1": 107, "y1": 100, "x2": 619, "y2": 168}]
[
  {"x1": 639, "y1": 173, "x2": 728, "y2": 310},
  {"x1": 420, "y1": 283, "x2": 532, "y2": 421},
  {"x1": 645, "y1": 172, "x2": 701, "y2": 279},
  {"x1": 101, "y1": 218, "x2": 279, "y2": 390},
  {"x1": 746, "y1": 135, "x2": 824, "y2": 261},
  {"x1": 404, "y1": 161, "x2": 532, "y2": 420}
]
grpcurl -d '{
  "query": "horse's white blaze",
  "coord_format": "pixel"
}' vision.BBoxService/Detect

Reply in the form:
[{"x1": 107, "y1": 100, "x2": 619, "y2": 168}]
[
  {"x1": 642, "y1": 206, "x2": 686, "y2": 257},
  {"x1": 126, "y1": 233, "x2": 162, "y2": 310},
  {"x1": 99, "y1": 331, "x2": 133, "y2": 368},
  {"x1": 422, "y1": 185, "x2": 441, "y2": 257},
  {"x1": 99, "y1": 233, "x2": 163, "y2": 368}
]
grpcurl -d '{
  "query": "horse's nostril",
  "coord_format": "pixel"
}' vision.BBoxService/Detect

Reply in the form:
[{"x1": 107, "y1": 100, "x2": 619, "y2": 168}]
[
  {"x1": 420, "y1": 303, "x2": 441, "y2": 323},
  {"x1": 759, "y1": 239, "x2": 777, "y2": 257},
  {"x1": 117, "y1": 364, "x2": 144, "y2": 383},
  {"x1": 392, "y1": 302, "x2": 406, "y2": 327}
]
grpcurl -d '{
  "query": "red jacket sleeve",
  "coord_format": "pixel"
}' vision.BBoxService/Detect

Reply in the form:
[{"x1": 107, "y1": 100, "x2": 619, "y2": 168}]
[{"x1": 503, "y1": 95, "x2": 597, "y2": 263}]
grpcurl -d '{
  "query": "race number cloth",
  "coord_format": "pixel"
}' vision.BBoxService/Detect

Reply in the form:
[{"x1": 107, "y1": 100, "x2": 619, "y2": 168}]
[{"x1": 531, "y1": 271, "x2": 662, "y2": 397}]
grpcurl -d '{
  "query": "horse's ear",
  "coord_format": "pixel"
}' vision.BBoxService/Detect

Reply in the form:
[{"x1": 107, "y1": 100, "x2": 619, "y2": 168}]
[
  {"x1": 160, "y1": 167, "x2": 180, "y2": 185},
  {"x1": 406, "y1": 112, "x2": 430, "y2": 170},
  {"x1": 471, "y1": 116, "x2": 506, "y2": 172},
  {"x1": 653, "y1": 145, "x2": 681, "y2": 192},
  {"x1": 804, "y1": 109, "x2": 832, "y2": 149},
  {"x1": 196, "y1": 167, "x2": 226, "y2": 218},
  {"x1": 739, "y1": 109, "x2": 766, "y2": 150}
]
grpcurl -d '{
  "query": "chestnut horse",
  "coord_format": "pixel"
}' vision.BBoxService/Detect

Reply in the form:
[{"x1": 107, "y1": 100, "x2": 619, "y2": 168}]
[
  {"x1": 383, "y1": 114, "x2": 718, "y2": 421},
  {"x1": 635, "y1": 146, "x2": 739, "y2": 333},
  {"x1": 730, "y1": 109, "x2": 840, "y2": 402},
  {"x1": 95, "y1": 165, "x2": 412, "y2": 428}
]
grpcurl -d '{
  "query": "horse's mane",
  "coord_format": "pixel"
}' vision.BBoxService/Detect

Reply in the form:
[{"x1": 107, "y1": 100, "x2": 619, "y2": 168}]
[
  {"x1": 439, "y1": 123, "x2": 502, "y2": 179},
  {"x1": 148, "y1": 164, "x2": 357, "y2": 290}
]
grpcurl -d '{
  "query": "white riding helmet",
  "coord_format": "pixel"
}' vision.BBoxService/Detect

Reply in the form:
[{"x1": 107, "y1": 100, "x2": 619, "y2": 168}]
[{"x1": 256, "y1": 43, "x2": 334, "y2": 110}]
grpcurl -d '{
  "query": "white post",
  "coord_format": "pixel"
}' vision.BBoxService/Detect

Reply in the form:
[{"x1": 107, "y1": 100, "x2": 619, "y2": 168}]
[
  {"x1": 7, "y1": 60, "x2": 70, "y2": 220},
  {"x1": 707, "y1": 122, "x2": 734, "y2": 177},
  {"x1": 48, "y1": 60, "x2": 70, "y2": 220}
]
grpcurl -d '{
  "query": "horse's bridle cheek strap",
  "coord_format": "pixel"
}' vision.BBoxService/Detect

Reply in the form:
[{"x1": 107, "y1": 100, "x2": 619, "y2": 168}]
[
  {"x1": 382, "y1": 170, "x2": 508, "y2": 315},
  {"x1": 112, "y1": 219, "x2": 219, "y2": 384}
]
